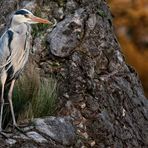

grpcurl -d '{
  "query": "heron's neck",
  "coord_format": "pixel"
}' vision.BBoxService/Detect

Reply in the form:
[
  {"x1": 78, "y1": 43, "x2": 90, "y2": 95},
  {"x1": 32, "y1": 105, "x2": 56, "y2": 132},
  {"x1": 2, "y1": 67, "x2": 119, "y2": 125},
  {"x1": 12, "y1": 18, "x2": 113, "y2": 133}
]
[{"x1": 10, "y1": 23, "x2": 31, "y2": 35}]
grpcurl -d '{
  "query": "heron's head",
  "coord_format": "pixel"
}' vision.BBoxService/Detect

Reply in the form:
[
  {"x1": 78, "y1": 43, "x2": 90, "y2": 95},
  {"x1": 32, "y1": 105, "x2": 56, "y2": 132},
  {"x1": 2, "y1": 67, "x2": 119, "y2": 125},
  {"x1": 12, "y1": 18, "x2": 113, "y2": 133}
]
[{"x1": 11, "y1": 9, "x2": 50, "y2": 25}]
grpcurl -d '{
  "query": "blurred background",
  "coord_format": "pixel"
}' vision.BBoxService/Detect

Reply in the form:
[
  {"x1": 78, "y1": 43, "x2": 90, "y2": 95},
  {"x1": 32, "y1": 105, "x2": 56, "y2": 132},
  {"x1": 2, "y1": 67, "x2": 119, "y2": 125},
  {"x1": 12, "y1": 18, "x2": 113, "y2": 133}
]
[{"x1": 108, "y1": 0, "x2": 148, "y2": 97}]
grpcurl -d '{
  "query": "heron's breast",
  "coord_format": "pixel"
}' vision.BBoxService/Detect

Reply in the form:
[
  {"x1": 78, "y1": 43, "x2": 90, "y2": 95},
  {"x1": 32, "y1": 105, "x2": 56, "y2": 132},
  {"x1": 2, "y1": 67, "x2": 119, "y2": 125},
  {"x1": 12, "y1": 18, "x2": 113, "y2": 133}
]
[
  {"x1": 11, "y1": 33, "x2": 30, "y2": 68},
  {"x1": 12, "y1": 49, "x2": 29, "y2": 73}
]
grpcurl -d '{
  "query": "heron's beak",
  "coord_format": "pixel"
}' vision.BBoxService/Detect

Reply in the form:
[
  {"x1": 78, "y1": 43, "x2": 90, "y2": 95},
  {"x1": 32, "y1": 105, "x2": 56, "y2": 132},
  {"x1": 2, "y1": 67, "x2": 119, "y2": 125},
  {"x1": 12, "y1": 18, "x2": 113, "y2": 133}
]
[{"x1": 30, "y1": 16, "x2": 50, "y2": 24}]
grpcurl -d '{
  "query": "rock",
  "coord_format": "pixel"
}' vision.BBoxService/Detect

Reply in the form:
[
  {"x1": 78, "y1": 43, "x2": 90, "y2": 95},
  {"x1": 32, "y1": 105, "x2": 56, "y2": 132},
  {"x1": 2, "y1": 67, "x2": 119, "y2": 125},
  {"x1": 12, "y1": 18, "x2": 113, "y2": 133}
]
[
  {"x1": 5, "y1": 138, "x2": 16, "y2": 145},
  {"x1": 47, "y1": 9, "x2": 86, "y2": 57},
  {"x1": 0, "y1": 0, "x2": 18, "y2": 34},
  {"x1": 87, "y1": 14, "x2": 97, "y2": 31},
  {"x1": 32, "y1": 37, "x2": 42, "y2": 53},
  {"x1": 86, "y1": 95, "x2": 99, "y2": 111},
  {"x1": 26, "y1": 131, "x2": 48, "y2": 143},
  {"x1": 20, "y1": 142, "x2": 38, "y2": 148},
  {"x1": 0, "y1": 0, "x2": 17, "y2": 20},
  {"x1": 0, "y1": 138, "x2": 7, "y2": 147},
  {"x1": 0, "y1": 116, "x2": 76, "y2": 147},
  {"x1": 66, "y1": 0, "x2": 78, "y2": 13},
  {"x1": 53, "y1": 7, "x2": 64, "y2": 20},
  {"x1": 34, "y1": 117, "x2": 76, "y2": 145},
  {"x1": 13, "y1": 133, "x2": 29, "y2": 140},
  {"x1": 20, "y1": 0, "x2": 37, "y2": 12}
]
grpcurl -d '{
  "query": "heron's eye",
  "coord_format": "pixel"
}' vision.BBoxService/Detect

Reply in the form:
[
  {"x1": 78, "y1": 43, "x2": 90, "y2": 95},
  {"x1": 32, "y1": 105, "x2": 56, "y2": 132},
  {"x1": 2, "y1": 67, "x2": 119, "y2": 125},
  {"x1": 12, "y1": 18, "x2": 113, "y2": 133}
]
[{"x1": 24, "y1": 14, "x2": 29, "y2": 18}]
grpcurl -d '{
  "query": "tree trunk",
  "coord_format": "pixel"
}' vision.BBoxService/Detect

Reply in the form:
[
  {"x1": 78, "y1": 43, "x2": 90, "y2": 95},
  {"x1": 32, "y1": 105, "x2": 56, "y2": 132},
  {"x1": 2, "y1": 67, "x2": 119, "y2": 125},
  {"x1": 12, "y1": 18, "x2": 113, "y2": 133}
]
[
  {"x1": 47, "y1": 0, "x2": 148, "y2": 147},
  {"x1": 0, "y1": 0, "x2": 147, "y2": 147}
]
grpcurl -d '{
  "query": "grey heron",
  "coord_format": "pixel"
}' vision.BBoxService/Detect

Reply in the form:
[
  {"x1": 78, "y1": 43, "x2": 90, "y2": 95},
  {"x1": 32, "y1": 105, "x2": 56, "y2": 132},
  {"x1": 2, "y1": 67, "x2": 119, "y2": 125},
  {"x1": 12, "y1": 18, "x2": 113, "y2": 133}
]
[{"x1": 0, "y1": 9, "x2": 49, "y2": 132}]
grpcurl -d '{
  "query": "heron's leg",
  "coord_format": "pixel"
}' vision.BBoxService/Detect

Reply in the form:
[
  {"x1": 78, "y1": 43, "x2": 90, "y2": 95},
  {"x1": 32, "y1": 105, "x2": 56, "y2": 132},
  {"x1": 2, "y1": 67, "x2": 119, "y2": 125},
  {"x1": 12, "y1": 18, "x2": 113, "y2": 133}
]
[
  {"x1": 8, "y1": 79, "x2": 17, "y2": 126},
  {"x1": 8, "y1": 80, "x2": 27, "y2": 135},
  {"x1": 0, "y1": 73, "x2": 7, "y2": 131}
]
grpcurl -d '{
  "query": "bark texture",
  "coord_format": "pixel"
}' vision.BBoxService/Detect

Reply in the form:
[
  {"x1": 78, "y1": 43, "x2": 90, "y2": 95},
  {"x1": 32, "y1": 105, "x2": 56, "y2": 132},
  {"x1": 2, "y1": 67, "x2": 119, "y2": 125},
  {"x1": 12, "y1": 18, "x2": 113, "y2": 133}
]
[
  {"x1": 0, "y1": 0, "x2": 147, "y2": 147},
  {"x1": 48, "y1": 0, "x2": 148, "y2": 147}
]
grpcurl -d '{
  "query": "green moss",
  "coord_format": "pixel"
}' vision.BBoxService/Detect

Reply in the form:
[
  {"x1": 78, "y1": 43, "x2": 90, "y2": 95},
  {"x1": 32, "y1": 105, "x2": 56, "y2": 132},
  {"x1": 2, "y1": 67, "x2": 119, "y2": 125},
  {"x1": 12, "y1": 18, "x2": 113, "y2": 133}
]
[{"x1": 97, "y1": 9, "x2": 107, "y2": 17}]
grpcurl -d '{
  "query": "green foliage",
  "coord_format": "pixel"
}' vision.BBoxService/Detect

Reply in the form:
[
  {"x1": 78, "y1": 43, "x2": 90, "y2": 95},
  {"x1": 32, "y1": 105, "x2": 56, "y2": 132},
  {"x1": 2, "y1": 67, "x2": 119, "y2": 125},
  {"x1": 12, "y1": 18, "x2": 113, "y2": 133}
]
[
  {"x1": 32, "y1": 23, "x2": 49, "y2": 37},
  {"x1": 22, "y1": 77, "x2": 57, "y2": 119},
  {"x1": 3, "y1": 72, "x2": 57, "y2": 126}
]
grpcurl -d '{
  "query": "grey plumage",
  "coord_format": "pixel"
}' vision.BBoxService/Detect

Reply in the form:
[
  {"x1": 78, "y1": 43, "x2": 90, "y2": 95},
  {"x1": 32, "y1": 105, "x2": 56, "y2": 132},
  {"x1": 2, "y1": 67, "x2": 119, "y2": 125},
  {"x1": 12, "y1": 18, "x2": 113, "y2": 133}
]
[
  {"x1": 0, "y1": 9, "x2": 49, "y2": 131},
  {"x1": 0, "y1": 24, "x2": 31, "y2": 81}
]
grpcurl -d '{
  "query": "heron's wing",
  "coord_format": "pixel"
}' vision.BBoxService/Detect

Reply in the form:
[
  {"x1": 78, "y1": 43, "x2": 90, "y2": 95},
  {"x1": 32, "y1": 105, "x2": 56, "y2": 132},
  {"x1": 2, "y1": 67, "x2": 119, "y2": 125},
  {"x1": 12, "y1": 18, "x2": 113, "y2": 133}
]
[{"x1": 0, "y1": 29, "x2": 14, "y2": 68}]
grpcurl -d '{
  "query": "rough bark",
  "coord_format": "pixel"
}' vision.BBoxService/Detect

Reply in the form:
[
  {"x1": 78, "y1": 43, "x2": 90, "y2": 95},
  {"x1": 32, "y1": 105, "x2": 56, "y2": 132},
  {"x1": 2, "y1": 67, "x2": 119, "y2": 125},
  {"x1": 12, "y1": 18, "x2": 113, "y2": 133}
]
[
  {"x1": 0, "y1": 0, "x2": 148, "y2": 147},
  {"x1": 47, "y1": 0, "x2": 148, "y2": 147}
]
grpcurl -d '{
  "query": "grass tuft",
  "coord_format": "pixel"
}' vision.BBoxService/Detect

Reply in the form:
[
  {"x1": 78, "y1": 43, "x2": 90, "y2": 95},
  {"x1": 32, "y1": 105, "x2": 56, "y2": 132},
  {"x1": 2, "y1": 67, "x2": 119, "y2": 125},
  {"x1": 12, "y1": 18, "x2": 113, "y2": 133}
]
[{"x1": 3, "y1": 69, "x2": 57, "y2": 126}]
